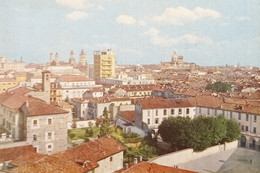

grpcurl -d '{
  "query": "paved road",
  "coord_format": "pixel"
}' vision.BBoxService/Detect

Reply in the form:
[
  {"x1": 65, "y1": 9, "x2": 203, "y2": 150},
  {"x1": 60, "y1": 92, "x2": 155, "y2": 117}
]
[{"x1": 177, "y1": 148, "x2": 260, "y2": 173}]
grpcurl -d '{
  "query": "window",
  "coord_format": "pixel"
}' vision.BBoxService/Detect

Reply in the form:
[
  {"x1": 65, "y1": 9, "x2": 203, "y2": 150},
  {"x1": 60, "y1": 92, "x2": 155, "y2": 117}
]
[
  {"x1": 156, "y1": 110, "x2": 158, "y2": 116},
  {"x1": 238, "y1": 113, "x2": 241, "y2": 120},
  {"x1": 253, "y1": 127, "x2": 256, "y2": 133},
  {"x1": 147, "y1": 110, "x2": 150, "y2": 116},
  {"x1": 147, "y1": 118, "x2": 150, "y2": 125},
  {"x1": 254, "y1": 115, "x2": 257, "y2": 122},
  {"x1": 33, "y1": 120, "x2": 38, "y2": 127},
  {"x1": 246, "y1": 114, "x2": 249, "y2": 121},
  {"x1": 171, "y1": 109, "x2": 175, "y2": 115},
  {"x1": 186, "y1": 108, "x2": 190, "y2": 115},
  {"x1": 48, "y1": 118, "x2": 52, "y2": 125},
  {"x1": 246, "y1": 126, "x2": 248, "y2": 131},
  {"x1": 110, "y1": 156, "x2": 113, "y2": 162},
  {"x1": 33, "y1": 135, "x2": 37, "y2": 141},
  {"x1": 163, "y1": 109, "x2": 167, "y2": 116},
  {"x1": 241, "y1": 125, "x2": 244, "y2": 131},
  {"x1": 207, "y1": 108, "x2": 210, "y2": 115},
  {"x1": 230, "y1": 112, "x2": 232, "y2": 119},
  {"x1": 155, "y1": 118, "x2": 159, "y2": 124},
  {"x1": 178, "y1": 109, "x2": 182, "y2": 115},
  {"x1": 48, "y1": 132, "x2": 52, "y2": 140}
]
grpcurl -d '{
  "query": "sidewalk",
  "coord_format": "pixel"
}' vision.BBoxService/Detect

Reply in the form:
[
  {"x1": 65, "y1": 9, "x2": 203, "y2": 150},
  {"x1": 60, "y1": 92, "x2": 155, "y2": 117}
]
[{"x1": 177, "y1": 148, "x2": 260, "y2": 173}]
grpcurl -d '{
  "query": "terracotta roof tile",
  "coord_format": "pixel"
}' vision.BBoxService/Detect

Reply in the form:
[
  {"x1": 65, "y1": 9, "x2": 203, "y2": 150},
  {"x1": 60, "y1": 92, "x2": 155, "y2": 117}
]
[
  {"x1": 9, "y1": 155, "x2": 85, "y2": 173},
  {"x1": 55, "y1": 136, "x2": 126, "y2": 172},
  {"x1": 117, "y1": 162, "x2": 198, "y2": 173},
  {"x1": 58, "y1": 75, "x2": 93, "y2": 82},
  {"x1": 119, "y1": 111, "x2": 135, "y2": 122},
  {"x1": 9, "y1": 152, "x2": 46, "y2": 166},
  {"x1": 10, "y1": 87, "x2": 34, "y2": 95},
  {"x1": 137, "y1": 97, "x2": 196, "y2": 109},
  {"x1": 0, "y1": 145, "x2": 36, "y2": 162}
]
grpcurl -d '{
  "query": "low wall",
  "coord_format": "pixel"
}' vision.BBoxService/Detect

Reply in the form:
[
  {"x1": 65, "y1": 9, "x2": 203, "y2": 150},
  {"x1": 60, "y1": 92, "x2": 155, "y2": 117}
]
[
  {"x1": 68, "y1": 120, "x2": 96, "y2": 129},
  {"x1": 151, "y1": 140, "x2": 238, "y2": 166}
]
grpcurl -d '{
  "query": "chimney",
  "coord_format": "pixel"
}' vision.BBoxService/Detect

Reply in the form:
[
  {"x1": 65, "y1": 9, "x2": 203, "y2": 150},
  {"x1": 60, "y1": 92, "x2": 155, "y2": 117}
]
[
  {"x1": 26, "y1": 101, "x2": 29, "y2": 107},
  {"x1": 125, "y1": 163, "x2": 128, "y2": 169},
  {"x1": 134, "y1": 158, "x2": 138, "y2": 164},
  {"x1": 139, "y1": 156, "x2": 142, "y2": 162}
]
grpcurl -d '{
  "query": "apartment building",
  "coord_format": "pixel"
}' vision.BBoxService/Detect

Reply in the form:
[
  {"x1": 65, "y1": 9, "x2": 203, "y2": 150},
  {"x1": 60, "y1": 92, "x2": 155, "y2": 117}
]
[
  {"x1": 94, "y1": 49, "x2": 116, "y2": 80},
  {"x1": 55, "y1": 75, "x2": 98, "y2": 100},
  {"x1": 0, "y1": 92, "x2": 71, "y2": 154},
  {"x1": 195, "y1": 95, "x2": 260, "y2": 151},
  {"x1": 135, "y1": 97, "x2": 197, "y2": 134}
]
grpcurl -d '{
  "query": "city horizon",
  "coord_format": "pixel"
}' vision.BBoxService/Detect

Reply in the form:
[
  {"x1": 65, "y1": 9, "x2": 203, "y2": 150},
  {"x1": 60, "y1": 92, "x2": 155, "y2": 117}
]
[{"x1": 1, "y1": 0, "x2": 259, "y2": 67}]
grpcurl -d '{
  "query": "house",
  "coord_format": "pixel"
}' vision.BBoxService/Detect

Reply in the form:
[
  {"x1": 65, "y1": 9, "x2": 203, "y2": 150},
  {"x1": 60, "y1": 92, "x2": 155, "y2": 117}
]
[
  {"x1": 135, "y1": 97, "x2": 197, "y2": 134},
  {"x1": 9, "y1": 136, "x2": 125, "y2": 173},
  {"x1": 55, "y1": 75, "x2": 100, "y2": 100},
  {"x1": 0, "y1": 92, "x2": 71, "y2": 154},
  {"x1": 83, "y1": 87, "x2": 104, "y2": 98}
]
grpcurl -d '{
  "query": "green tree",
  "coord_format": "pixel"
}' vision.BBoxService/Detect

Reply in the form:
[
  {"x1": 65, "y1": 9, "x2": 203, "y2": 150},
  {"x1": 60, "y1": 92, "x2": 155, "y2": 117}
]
[
  {"x1": 206, "y1": 81, "x2": 231, "y2": 92},
  {"x1": 158, "y1": 116, "x2": 192, "y2": 150},
  {"x1": 224, "y1": 118, "x2": 241, "y2": 142},
  {"x1": 190, "y1": 116, "x2": 214, "y2": 151},
  {"x1": 211, "y1": 115, "x2": 227, "y2": 145},
  {"x1": 99, "y1": 107, "x2": 112, "y2": 137}
]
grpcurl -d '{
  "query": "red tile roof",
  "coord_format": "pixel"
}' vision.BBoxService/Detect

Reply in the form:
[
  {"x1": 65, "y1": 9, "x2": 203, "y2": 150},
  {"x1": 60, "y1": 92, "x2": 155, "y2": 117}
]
[
  {"x1": 9, "y1": 155, "x2": 86, "y2": 173},
  {"x1": 117, "y1": 162, "x2": 198, "y2": 173},
  {"x1": 195, "y1": 95, "x2": 223, "y2": 108},
  {"x1": 0, "y1": 145, "x2": 36, "y2": 162},
  {"x1": 54, "y1": 136, "x2": 125, "y2": 172},
  {"x1": 10, "y1": 87, "x2": 34, "y2": 95},
  {"x1": 9, "y1": 152, "x2": 46, "y2": 166},
  {"x1": 24, "y1": 99, "x2": 68, "y2": 116},
  {"x1": 0, "y1": 92, "x2": 68, "y2": 116},
  {"x1": 137, "y1": 97, "x2": 196, "y2": 109},
  {"x1": 58, "y1": 75, "x2": 93, "y2": 82},
  {"x1": 119, "y1": 111, "x2": 135, "y2": 122}
]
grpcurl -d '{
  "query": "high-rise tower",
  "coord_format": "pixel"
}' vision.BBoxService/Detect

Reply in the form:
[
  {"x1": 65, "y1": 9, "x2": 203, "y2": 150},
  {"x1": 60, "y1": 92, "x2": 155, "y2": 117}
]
[{"x1": 94, "y1": 49, "x2": 116, "y2": 81}]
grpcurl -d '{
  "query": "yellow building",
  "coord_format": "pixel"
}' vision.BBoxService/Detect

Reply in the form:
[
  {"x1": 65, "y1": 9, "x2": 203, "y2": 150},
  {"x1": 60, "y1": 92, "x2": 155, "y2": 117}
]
[
  {"x1": 94, "y1": 49, "x2": 116, "y2": 81},
  {"x1": 0, "y1": 78, "x2": 18, "y2": 93}
]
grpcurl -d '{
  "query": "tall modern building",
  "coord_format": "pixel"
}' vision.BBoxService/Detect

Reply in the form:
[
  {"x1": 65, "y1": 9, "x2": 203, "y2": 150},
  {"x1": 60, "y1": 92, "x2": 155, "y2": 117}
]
[{"x1": 94, "y1": 49, "x2": 116, "y2": 80}]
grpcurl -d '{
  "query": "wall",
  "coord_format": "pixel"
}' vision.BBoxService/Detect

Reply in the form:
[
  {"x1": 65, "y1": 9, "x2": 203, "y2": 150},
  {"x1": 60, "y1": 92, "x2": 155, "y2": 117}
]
[
  {"x1": 151, "y1": 140, "x2": 238, "y2": 166},
  {"x1": 67, "y1": 119, "x2": 96, "y2": 129},
  {"x1": 95, "y1": 151, "x2": 124, "y2": 173}
]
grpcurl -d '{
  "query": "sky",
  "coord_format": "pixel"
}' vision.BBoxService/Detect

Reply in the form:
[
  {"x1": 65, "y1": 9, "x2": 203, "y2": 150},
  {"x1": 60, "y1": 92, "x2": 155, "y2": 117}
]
[{"x1": 0, "y1": 0, "x2": 259, "y2": 66}]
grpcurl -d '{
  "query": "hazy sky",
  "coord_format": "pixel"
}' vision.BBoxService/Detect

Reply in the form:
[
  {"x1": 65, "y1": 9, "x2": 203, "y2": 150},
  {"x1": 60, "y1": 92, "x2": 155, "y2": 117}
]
[{"x1": 0, "y1": 0, "x2": 259, "y2": 66}]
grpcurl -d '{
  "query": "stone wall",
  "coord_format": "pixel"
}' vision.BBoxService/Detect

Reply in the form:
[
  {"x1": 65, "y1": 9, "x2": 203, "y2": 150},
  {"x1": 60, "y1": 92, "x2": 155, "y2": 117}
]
[{"x1": 151, "y1": 140, "x2": 238, "y2": 166}]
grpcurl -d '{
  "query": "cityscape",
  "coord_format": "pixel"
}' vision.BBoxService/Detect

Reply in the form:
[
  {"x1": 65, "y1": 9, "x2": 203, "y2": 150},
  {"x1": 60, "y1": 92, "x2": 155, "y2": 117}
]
[{"x1": 0, "y1": 1, "x2": 260, "y2": 173}]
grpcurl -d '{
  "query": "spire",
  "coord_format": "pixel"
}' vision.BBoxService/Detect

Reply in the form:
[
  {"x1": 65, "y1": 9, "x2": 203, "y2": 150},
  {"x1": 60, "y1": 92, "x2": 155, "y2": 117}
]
[
  {"x1": 70, "y1": 50, "x2": 74, "y2": 55},
  {"x1": 80, "y1": 49, "x2": 85, "y2": 55}
]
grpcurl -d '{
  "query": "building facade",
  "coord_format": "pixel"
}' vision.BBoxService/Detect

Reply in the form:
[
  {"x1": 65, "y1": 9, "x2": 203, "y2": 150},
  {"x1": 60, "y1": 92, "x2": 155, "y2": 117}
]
[{"x1": 94, "y1": 49, "x2": 116, "y2": 80}]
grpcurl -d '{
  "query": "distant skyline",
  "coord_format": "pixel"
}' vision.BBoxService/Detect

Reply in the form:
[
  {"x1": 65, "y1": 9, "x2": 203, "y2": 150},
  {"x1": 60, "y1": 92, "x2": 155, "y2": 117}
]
[{"x1": 0, "y1": 0, "x2": 259, "y2": 66}]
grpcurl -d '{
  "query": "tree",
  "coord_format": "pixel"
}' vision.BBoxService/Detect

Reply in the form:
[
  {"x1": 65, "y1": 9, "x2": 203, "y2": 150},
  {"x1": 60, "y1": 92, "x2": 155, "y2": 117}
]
[
  {"x1": 206, "y1": 82, "x2": 231, "y2": 92},
  {"x1": 99, "y1": 107, "x2": 112, "y2": 137},
  {"x1": 158, "y1": 116, "x2": 192, "y2": 150},
  {"x1": 224, "y1": 118, "x2": 241, "y2": 142},
  {"x1": 189, "y1": 116, "x2": 214, "y2": 151},
  {"x1": 211, "y1": 115, "x2": 227, "y2": 145}
]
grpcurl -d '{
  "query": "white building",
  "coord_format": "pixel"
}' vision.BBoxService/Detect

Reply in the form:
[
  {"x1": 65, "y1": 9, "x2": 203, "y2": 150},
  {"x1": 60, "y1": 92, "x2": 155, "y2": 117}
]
[
  {"x1": 55, "y1": 75, "x2": 101, "y2": 100},
  {"x1": 135, "y1": 97, "x2": 197, "y2": 134}
]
